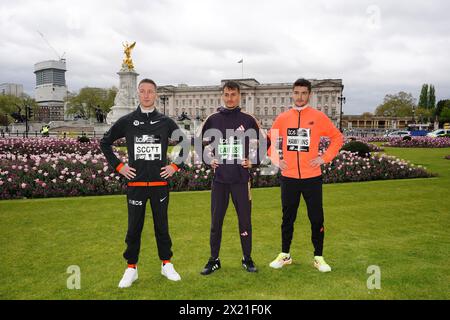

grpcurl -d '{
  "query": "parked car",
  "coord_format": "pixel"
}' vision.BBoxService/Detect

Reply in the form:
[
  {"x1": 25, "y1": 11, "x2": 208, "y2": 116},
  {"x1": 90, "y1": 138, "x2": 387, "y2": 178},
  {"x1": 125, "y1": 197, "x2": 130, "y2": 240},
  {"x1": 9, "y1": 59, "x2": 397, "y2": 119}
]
[
  {"x1": 426, "y1": 129, "x2": 450, "y2": 137},
  {"x1": 384, "y1": 130, "x2": 411, "y2": 138}
]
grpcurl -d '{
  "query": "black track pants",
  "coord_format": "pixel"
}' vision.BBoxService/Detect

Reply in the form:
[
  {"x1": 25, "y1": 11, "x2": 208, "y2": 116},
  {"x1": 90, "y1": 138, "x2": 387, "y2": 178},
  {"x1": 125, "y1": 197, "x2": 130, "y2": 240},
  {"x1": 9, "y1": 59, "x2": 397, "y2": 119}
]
[
  {"x1": 123, "y1": 186, "x2": 173, "y2": 264},
  {"x1": 210, "y1": 182, "x2": 252, "y2": 259},
  {"x1": 280, "y1": 175, "x2": 325, "y2": 256}
]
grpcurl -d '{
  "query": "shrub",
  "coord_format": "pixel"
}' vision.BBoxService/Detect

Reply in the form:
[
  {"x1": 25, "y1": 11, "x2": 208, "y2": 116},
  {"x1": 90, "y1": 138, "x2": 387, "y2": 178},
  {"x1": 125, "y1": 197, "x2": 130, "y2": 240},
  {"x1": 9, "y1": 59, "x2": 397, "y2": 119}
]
[
  {"x1": 340, "y1": 141, "x2": 371, "y2": 157},
  {"x1": 78, "y1": 136, "x2": 91, "y2": 143}
]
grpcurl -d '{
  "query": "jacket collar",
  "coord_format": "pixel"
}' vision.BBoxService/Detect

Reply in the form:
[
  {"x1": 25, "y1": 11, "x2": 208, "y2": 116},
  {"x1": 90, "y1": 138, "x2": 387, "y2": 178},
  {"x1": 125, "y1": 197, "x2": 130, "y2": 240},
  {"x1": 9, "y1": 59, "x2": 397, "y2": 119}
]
[
  {"x1": 135, "y1": 105, "x2": 160, "y2": 119},
  {"x1": 292, "y1": 104, "x2": 311, "y2": 112},
  {"x1": 218, "y1": 106, "x2": 241, "y2": 114}
]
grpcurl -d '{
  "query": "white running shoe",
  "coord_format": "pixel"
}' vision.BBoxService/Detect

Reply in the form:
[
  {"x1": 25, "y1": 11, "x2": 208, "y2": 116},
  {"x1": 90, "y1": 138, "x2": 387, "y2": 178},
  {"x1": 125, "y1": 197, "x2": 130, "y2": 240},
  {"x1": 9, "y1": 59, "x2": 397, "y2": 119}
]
[
  {"x1": 118, "y1": 267, "x2": 138, "y2": 288},
  {"x1": 269, "y1": 252, "x2": 292, "y2": 269},
  {"x1": 161, "y1": 262, "x2": 181, "y2": 281},
  {"x1": 313, "y1": 256, "x2": 332, "y2": 272}
]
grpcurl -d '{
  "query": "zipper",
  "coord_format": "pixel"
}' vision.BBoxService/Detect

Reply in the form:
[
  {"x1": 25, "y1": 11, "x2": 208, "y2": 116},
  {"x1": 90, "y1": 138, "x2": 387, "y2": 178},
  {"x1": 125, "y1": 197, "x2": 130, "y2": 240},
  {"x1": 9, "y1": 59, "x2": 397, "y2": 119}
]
[{"x1": 296, "y1": 110, "x2": 301, "y2": 179}]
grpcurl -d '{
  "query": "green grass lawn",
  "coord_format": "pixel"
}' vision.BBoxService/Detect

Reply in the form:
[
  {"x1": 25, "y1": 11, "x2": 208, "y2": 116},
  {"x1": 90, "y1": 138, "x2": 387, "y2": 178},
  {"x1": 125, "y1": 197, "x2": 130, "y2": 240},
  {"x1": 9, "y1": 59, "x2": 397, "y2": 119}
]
[{"x1": 0, "y1": 147, "x2": 449, "y2": 300}]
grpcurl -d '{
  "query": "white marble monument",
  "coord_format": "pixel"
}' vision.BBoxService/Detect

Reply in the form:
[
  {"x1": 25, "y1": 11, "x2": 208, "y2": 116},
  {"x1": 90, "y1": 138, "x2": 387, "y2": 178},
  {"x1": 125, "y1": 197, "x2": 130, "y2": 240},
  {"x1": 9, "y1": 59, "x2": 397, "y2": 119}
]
[{"x1": 106, "y1": 42, "x2": 139, "y2": 124}]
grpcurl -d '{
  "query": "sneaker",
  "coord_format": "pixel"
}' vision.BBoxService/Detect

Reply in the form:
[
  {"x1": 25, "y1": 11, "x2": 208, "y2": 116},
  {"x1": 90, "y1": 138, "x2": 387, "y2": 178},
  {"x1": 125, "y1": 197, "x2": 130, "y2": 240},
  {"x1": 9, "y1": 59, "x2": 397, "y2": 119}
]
[
  {"x1": 242, "y1": 257, "x2": 257, "y2": 272},
  {"x1": 161, "y1": 262, "x2": 181, "y2": 281},
  {"x1": 313, "y1": 256, "x2": 331, "y2": 272},
  {"x1": 200, "y1": 257, "x2": 221, "y2": 275},
  {"x1": 269, "y1": 252, "x2": 292, "y2": 269},
  {"x1": 118, "y1": 267, "x2": 138, "y2": 288}
]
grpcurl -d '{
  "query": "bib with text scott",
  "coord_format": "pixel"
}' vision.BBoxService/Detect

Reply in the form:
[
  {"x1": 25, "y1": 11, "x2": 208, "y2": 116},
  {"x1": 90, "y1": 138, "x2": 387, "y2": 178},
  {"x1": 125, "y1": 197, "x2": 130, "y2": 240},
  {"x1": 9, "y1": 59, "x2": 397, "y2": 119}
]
[
  {"x1": 134, "y1": 135, "x2": 162, "y2": 161},
  {"x1": 218, "y1": 136, "x2": 244, "y2": 161},
  {"x1": 287, "y1": 128, "x2": 311, "y2": 152}
]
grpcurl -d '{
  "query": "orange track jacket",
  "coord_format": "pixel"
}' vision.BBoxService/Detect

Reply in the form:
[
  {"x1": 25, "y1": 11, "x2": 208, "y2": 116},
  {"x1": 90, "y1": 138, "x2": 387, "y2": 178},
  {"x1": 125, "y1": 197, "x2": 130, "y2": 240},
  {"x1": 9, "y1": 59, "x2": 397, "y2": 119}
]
[{"x1": 268, "y1": 106, "x2": 344, "y2": 179}]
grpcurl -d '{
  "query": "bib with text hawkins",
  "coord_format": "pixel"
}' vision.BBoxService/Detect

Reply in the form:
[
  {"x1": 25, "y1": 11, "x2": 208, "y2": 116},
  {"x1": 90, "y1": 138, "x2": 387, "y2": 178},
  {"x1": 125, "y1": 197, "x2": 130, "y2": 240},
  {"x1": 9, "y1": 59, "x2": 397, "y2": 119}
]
[
  {"x1": 134, "y1": 135, "x2": 162, "y2": 161},
  {"x1": 286, "y1": 128, "x2": 311, "y2": 152}
]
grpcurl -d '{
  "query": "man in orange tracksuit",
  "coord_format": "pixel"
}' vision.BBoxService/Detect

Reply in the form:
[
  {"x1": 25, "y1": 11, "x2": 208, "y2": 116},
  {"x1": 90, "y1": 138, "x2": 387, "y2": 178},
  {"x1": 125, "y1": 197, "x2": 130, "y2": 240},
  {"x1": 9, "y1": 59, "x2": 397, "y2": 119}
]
[{"x1": 268, "y1": 78, "x2": 343, "y2": 272}]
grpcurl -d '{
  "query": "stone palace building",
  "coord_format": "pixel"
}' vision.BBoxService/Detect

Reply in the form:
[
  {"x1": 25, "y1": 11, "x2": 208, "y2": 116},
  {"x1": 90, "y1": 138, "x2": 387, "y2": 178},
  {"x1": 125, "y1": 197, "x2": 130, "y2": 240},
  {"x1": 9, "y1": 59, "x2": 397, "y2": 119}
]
[{"x1": 155, "y1": 78, "x2": 344, "y2": 129}]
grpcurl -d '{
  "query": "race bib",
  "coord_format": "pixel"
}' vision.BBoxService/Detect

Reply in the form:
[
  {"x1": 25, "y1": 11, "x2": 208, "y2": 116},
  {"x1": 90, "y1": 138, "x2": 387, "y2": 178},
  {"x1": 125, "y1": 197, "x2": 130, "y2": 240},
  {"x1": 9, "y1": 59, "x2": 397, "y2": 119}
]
[
  {"x1": 218, "y1": 137, "x2": 243, "y2": 161},
  {"x1": 134, "y1": 135, "x2": 162, "y2": 161},
  {"x1": 287, "y1": 128, "x2": 311, "y2": 152}
]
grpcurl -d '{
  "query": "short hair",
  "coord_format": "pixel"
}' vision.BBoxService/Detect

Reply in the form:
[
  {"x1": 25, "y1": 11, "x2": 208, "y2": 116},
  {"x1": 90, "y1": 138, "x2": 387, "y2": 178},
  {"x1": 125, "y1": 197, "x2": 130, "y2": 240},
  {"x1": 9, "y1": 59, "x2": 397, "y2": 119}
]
[
  {"x1": 138, "y1": 78, "x2": 157, "y2": 90},
  {"x1": 293, "y1": 78, "x2": 312, "y2": 92},
  {"x1": 222, "y1": 81, "x2": 241, "y2": 93}
]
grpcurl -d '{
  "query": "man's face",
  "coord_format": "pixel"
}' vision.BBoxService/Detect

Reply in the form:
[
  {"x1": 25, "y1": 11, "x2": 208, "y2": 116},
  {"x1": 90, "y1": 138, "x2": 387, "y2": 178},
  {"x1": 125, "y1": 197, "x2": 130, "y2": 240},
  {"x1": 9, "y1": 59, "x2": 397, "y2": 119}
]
[
  {"x1": 293, "y1": 86, "x2": 311, "y2": 107},
  {"x1": 138, "y1": 82, "x2": 157, "y2": 108},
  {"x1": 222, "y1": 87, "x2": 240, "y2": 109}
]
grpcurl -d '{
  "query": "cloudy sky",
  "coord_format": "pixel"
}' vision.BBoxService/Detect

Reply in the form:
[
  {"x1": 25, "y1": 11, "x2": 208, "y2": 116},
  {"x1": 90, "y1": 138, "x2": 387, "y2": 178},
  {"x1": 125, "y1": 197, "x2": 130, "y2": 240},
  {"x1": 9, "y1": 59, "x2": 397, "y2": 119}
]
[{"x1": 1, "y1": 0, "x2": 449, "y2": 114}]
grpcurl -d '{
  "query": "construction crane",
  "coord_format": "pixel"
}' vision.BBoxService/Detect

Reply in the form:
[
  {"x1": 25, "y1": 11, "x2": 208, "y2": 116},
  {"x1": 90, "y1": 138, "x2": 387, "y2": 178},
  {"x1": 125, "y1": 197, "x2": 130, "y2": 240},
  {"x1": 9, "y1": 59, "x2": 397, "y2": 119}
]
[{"x1": 37, "y1": 30, "x2": 66, "y2": 61}]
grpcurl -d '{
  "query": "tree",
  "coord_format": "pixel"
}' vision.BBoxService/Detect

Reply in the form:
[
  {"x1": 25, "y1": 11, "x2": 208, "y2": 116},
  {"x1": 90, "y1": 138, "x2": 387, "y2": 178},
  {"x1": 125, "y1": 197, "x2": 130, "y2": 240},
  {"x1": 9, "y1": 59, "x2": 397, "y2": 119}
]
[
  {"x1": 99, "y1": 87, "x2": 117, "y2": 116},
  {"x1": 435, "y1": 99, "x2": 450, "y2": 118},
  {"x1": 437, "y1": 100, "x2": 450, "y2": 124},
  {"x1": 66, "y1": 87, "x2": 117, "y2": 120},
  {"x1": 428, "y1": 85, "x2": 436, "y2": 110},
  {"x1": 418, "y1": 84, "x2": 429, "y2": 109},
  {"x1": 375, "y1": 91, "x2": 415, "y2": 117},
  {"x1": 0, "y1": 95, "x2": 20, "y2": 126},
  {"x1": 0, "y1": 94, "x2": 20, "y2": 117},
  {"x1": 0, "y1": 94, "x2": 38, "y2": 124},
  {"x1": 415, "y1": 107, "x2": 433, "y2": 123},
  {"x1": 439, "y1": 106, "x2": 450, "y2": 123}
]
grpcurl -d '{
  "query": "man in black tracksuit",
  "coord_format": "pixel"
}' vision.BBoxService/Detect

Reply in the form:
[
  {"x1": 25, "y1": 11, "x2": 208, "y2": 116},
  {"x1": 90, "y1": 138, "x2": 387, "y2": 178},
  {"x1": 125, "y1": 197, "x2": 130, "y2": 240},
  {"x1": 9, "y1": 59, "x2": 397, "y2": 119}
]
[
  {"x1": 100, "y1": 79, "x2": 187, "y2": 287},
  {"x1": 199, "y1": 81, "x2": 264, "y2": 275}
]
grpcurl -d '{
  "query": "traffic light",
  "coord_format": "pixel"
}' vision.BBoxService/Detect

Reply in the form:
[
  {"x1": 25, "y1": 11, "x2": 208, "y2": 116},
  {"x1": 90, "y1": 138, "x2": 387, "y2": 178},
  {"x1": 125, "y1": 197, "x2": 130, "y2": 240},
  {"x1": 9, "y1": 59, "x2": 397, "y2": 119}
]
[{"x1": 26, "y1": 106, "x2": 33, "y2": 120}]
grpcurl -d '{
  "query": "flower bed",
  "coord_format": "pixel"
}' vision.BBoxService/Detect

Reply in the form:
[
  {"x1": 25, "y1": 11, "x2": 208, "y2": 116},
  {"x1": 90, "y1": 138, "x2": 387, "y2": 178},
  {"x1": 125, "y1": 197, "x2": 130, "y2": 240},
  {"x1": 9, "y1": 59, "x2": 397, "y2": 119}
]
[
  {"x1": 0, "y1": 151, "x2": 127, "y2": 199},
  {"x1": 383, "y1": 137, "x2": 450, "y2": 148},
  {"x1": 0, "y1": 137, "x2": 435, "y2": 199},
  {"x1": 322, "y1": 151, "x2": 432, "y2": 183},
  {"x1": 364, "y1": 136, "x2": 391, "y2": 143},
  {"x1": 0, "y1": 137, "x2": 125, "y2": 155}
]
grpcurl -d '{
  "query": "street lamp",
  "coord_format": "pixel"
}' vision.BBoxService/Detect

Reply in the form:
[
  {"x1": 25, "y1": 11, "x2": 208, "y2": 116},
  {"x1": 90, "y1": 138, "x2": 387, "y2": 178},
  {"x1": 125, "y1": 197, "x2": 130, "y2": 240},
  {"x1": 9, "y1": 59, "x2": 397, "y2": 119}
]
[
  {"x1": 160, "y1": 94, "x2": 168, "y2": 115},
  {"x1": 337, "y1": 91, "x2": 346, "y2": 131},
  {"x1": 200, "y1": 106, "x2": 206, "y2": 121},
  {"x1": 159, "y1": 86, "x2": 171, "y2": 115}
]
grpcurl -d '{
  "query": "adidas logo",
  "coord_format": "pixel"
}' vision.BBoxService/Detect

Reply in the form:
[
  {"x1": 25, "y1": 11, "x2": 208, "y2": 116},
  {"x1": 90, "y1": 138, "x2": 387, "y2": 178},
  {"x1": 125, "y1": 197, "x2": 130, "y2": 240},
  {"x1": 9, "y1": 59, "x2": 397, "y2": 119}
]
[{"x1": 236, "y1": 125, "x2": 245, "y2": 131}]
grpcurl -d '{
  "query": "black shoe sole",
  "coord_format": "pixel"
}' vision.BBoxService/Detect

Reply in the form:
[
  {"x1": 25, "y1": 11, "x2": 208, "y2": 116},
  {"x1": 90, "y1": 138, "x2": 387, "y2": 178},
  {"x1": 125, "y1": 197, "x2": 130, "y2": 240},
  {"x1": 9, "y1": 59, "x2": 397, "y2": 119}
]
[
  {"x1": 200, "y1": 267, "x2": 220, "y2": 276},
  {"x1": 242, "y1": 265, "x2": 258, "y2": 272}
]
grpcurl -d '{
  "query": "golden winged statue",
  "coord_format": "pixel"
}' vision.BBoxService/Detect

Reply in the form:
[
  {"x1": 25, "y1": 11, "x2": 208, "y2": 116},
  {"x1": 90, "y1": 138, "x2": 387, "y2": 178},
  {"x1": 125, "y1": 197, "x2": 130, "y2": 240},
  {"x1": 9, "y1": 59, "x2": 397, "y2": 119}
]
[{"x1": 122, "y1": 41, "x2": 136, "y2": 70}]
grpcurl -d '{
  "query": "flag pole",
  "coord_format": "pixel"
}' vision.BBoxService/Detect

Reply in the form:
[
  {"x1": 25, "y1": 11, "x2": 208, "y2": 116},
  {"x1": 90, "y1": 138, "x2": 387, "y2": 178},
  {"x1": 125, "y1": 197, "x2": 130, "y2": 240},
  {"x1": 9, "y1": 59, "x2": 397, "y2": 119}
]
[{"x1": 238, "y1": 58, "x2": 244, "y2": 79}]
